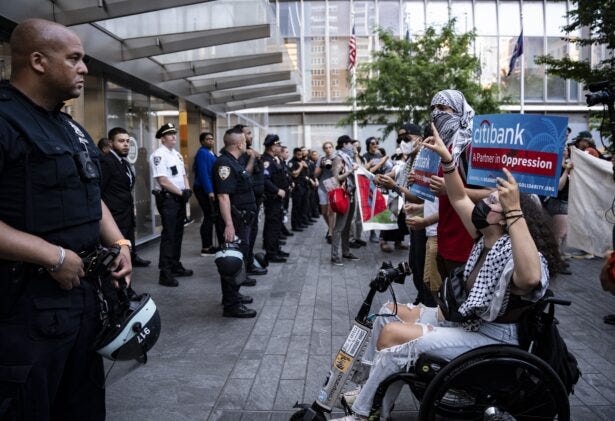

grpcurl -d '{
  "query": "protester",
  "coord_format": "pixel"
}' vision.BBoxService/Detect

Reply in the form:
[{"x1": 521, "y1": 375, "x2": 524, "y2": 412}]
[
  {"x1": 0, "y1": 18, "x2": 132, "y2": 420},
  {"x1": 315, "y1": 141, "x2": 337, "y2": 243},
  {"x1": 349, "y1": 140, "x2": 367, "y2": 248},
  {"x1": 332, "y1": 123, "x2": 560, "y2": 421},
  {"x1": 331, "y1": 135, "x2": 360, "y2": 266},
  {"x1": 573, "y1": 130, "x2": 600, "y2": 158}
]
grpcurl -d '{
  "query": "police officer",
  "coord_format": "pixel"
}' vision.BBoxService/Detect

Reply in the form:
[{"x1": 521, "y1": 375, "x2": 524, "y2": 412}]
[
  {"x1": 289, "y1": 147, "x2": 309, "y2": 231},
  {"x1": 262, "y1": 134, "x2": 290, "y2": 263},
  {"x1": 279, "y1": 145, "x2": 294, "y2": 238},
  {"x1": 149, "y1": 123, "x2": 193, "y2": 287},
  {"x1": 0, "y1": 19, "x2": 132, "y2": 420},
  {"x1": 235, "y1": 124, "x2": 266, "y2": 276},
  {"x1": 213, "y1": 127, "x2": 257, "y2": 318}
]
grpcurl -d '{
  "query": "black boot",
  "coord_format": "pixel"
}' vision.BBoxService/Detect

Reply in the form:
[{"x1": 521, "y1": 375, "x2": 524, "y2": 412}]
[
  {"x1": 159, "y1": 270, "x2": 179, "y2": 287},
  {"x1": 132, "y1": 254, "x2": 151, "y2": 267}
]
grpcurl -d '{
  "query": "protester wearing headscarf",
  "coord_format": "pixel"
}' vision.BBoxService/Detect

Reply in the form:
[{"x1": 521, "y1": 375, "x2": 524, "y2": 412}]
[{"x1": 430, "y1": 89, "x2": 475, "y2": 164}]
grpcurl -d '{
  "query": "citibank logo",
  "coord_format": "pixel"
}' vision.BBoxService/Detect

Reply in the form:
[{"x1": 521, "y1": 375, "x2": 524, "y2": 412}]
[{"x1": 473, "y1": 119, "x2": 525, "y2": 145}]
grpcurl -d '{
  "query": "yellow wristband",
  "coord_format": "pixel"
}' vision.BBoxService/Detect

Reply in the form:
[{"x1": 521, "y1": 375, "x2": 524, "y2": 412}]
[{"x1": 114, "y1": 239, "x2": 132, "y2": 251}]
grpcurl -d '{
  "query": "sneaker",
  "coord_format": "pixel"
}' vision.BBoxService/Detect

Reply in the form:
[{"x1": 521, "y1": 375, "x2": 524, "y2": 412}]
[
  {"x1": 394, "y1": 241, "x2": 409, "y2": 250},
  {"x1": 369, "y1": 231, "x2": 379, "y2": 243},
  {"x1": 380, "y1": 241, "x2": 393, "y2": 253},
  {"x1": 172, "y1": 264, "x2": 193, "y2": 277},
  {"x1": 341, "y1": 386, "x2": 362, "y2": 407},
  {"x1": 354, "y1": 239, "x2": 367, "y2": 247},
  {"x1": 349, "y1": 241, "x2": 361, "y2": 249},
  {"x1": 240, "y1": 277, "x2": 257, "y2": 287},
  {"x1": 331, "y1": 258, "x2": 344, "y2": 266},
  {"x1": 200, "y1": 247, "x2": 216, "y2": 256},
  {"x1": 342, "y1": 253, "x2": 360, "y2": 260}
]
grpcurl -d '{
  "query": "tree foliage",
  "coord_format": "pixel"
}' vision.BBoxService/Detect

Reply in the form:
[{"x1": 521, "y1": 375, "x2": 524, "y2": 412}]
[
  {"x1": 535, "y1": 0, "x2": 615, "y2": 86},
  {"x1": 339, "y1": 19, "x2": 502, "y2": 139}
]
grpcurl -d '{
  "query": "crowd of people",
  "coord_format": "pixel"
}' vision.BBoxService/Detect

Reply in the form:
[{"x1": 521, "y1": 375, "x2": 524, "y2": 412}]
[{"x1": 0, "y1": 17, "x2": 611, "y2": 421}]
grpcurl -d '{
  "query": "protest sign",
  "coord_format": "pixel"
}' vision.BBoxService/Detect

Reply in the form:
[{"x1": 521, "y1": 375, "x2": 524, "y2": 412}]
[
  {"x1": 354, "y1": 167, "x2": 398, "y2": 230},
  {"x1": 467, "y1": 114, "x2": 568, "y2": 197},
  {"x1": 410, "y1": 147, "x2": 441, "y2": 202}
]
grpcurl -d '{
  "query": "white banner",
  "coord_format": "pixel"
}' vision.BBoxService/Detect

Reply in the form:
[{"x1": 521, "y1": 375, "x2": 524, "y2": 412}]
[{"x1": 567, "y1": 147, "x2": 614, "y2": 256}]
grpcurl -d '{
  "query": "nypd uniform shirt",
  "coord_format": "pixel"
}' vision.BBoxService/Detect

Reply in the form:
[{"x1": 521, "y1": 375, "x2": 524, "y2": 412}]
[{"x1": 150, "y1": 145, "x2": 186, "y2": 190}]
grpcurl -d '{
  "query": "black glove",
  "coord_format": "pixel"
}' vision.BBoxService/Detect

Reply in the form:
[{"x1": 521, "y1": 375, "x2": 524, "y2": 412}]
[{"x1": 181, "y1": 189, "x2": 192, "y2": 202}]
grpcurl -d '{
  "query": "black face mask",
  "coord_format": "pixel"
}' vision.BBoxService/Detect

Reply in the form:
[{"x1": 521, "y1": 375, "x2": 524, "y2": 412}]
[{"x1": 471, "y1": 200, "x2": 500, "y2": 231}]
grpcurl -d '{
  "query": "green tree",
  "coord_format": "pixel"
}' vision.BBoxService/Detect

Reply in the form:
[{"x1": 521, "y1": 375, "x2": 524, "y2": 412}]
[
  {"x1": 535, "y1": 0, "x2": 615, "y2": 149},
  {"x1": 535, "y1": 0, "x2": 615, "y2": 85},
  {"x1": 340, "y1": 19, "x2": 502, "y2": 139}
]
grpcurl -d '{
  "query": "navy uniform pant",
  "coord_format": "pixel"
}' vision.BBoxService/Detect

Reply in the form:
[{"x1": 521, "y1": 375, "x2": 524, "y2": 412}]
[
  {"x1": 263, "y1": 195, "x2": 283, "y2": 257},
  {"x1": 0, "y1": 275, "x2": 104, "y2": 421},
  {"x1": 291, "y1": 185, "x2": 306, "y2": 229},
  {"x1": 155, "y1": 194, "x2": 186, "y2": 272},
  {"x1": 194, "y1": 186, "x2": 220, "y2": 248},
  {"x1": 217, "y1": 214, "x2": 251, "y2": 309}
]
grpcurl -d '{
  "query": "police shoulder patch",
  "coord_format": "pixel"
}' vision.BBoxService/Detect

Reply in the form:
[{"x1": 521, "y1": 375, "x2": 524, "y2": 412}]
[
  {"x1": 218, "y1": 166, "x2": 231, "y2": 180},
  {"x1": 153, "y1": 156, "x2": 161, "y2": 166}
]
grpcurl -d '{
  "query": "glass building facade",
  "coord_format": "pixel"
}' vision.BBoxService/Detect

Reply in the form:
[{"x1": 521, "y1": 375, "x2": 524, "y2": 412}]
[{"x1": 266, "y1": 0, "x2": 597, "y2": 153}]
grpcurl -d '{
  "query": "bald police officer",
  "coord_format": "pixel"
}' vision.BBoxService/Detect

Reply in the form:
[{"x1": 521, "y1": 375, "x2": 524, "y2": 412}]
[
  {"x1": 150, "y1": 123, "x2": 193, "y2": 287},
  {"x1": 0, "y1": 18, "x2": 132, "y2": 420}
]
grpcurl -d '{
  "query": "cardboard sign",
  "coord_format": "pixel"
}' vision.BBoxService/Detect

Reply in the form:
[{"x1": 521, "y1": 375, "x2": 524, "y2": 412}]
[
  {"x1": 410, "y1": 147, "x2": 441, "y2": 202},
  {"x1": 467, "y1": 114, "x2": 568, "y2": 197}
]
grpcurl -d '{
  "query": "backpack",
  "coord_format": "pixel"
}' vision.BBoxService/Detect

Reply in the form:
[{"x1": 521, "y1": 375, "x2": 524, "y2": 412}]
[{"x1": 517, "y1": 291, "x2": 581, "y2": 394}]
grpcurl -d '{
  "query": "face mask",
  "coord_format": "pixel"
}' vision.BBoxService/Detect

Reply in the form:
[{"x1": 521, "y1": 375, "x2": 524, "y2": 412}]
[
  {"x1": 342, "y1": 144, "x2": 354, "y2": 153},
  {"x1": 471, "y1": 200, "x2": 502, "y2": 231},
  {"x1": 400, "y1": 140, "x2": 416, "y2": 155},
  {"x1": 431, "y1": 109, "x2": 458, "y2": 146}
]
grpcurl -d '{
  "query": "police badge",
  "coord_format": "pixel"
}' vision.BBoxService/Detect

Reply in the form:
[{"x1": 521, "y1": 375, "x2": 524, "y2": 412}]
[
  {"x1": 153, "y1": 156, "x2": 161, "y2": 166},
  {"x1": 218, "y1": 166, "x2": 231, "y2": 180}
]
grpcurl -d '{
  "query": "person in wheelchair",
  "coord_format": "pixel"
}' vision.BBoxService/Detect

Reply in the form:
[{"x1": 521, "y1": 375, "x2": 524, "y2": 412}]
[{"x1": 333, "y1": 104, "x2": 561, "y2": 420}]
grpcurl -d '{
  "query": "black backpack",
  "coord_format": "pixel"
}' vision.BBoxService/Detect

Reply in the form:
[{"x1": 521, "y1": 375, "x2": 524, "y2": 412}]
[{"x1": 517, "y1": 291, "x2": 581, "y2": 394}]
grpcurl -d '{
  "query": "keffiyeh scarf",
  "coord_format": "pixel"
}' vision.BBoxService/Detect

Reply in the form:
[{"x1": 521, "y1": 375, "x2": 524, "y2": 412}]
[
  {"x1": 431, "y1": 89, "x2": 475, "y2": 164},
  {"x1": 458, "y1": 235, "x2": 513, "y2": 331}
]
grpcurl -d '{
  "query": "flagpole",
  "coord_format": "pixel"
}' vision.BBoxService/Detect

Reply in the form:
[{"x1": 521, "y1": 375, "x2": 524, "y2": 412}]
[
  {"x1": 520, "y1": 0, "x2": 525, "y2": 114},
  {"x1": 351, "y1": 3, "x2": 358, "y2": 140}
]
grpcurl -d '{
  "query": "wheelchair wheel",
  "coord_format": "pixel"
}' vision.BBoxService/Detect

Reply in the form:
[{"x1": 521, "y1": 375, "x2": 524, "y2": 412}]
[{"x1": 418, "y1": 345, "x2": 569, "y2": 421}]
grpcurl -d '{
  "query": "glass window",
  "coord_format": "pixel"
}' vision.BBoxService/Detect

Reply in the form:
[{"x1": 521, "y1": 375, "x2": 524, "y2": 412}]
[
  {"x1": 404, "y1": 1, "x2": 425, "y2": 36},
  {"x1": 545, "y1": 2, "x2": 567, "y2": 36},
  {"x1": 329, "y1": 37, "x2": 351, "y2": 102},
  {"x1": 498, "y1": 1, "x2": 521, "y2": 36},
  {"x1": 378, "y1": 1, "x2": 400, "y2": 35},
  {"x1": 304, "y1": 37, "x2": 327, "y2": 102},
  {"x1": 499, "y1": 36, "x2": 520, "y2": 99},
  {"x1": 285, "y1": 38, "x2": 301, "y2": 72},
  {"x1": 307, "y1": 124, "x2": 351, "y2": 147},
  {"x1": 524, "y1": 36, "x2": 545, "y2": 101},
  {"x1": 546, "y1": 37, "x2": 566, "y2": 100},
  {"x1": 425, "y1": 0, "x2": 450, "y2": 30},
  {"x1": 304, "y1": 1, "x2": 326, "y2": 36},
  {"x1": 474, "y1": 1, "x2": 497, "y2": 36},
  {"x1": 354, "y1": 1, "x2": 376, "y2": 36},
  {"x1": 450, "y1": 1, "x2": 473, "y2": 34},
  {"x1": 279, "y1": 1, "x2": 302, "y2": 38},
  {"x1": 476, "y1": 36, "x2": 499, "y2": 87},
  {"x1": 328, "y1": 1, "x2": 351, "y2": 36},
  {"x1": 523, "y1": 1, "x2": 544, "y2": 37}
]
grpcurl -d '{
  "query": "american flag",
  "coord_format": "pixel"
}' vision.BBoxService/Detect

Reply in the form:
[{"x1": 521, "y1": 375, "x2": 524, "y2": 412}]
[{"x1": 347, "y1": 25, "x2": 356, "y2": 72}]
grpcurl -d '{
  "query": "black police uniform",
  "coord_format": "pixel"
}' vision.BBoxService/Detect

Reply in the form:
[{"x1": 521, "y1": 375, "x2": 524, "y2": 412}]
[
  {"x1": 239, "y1": 150, "x2": 264, "y2": 270},
  {"x1": 289, "y1": 157, "x2": 309, "y2": 230},
  {"x1": 262, "y1": 152, "x2": 288, "y2": 259},
  {"x1": 0, "y1": 83, "x2": 105, "y2": 420},
  {"x1": 213, "y1": 149, "x2": 257, "y2": 310}
]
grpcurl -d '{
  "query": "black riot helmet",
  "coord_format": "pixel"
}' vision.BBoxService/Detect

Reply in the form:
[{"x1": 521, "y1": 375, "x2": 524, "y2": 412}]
[
  {"x1": 215, "y1": 241, "x2": 244, "y2": 277},
  {"x1": 96, "y1": 290, "x2": 161, "y2": 363}
]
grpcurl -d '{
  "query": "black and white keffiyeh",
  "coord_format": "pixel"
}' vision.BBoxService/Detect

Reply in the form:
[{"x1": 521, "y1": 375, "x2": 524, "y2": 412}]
[
  {"x1": 458, "y1": 235, "x2": 513, "y2": 331},
  {"x1": 430, "y1": 89, "x2": 475, "y2": 164}
]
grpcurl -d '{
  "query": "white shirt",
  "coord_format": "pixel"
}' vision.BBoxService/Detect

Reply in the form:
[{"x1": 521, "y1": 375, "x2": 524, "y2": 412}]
[
  {"x1": 149, "y1": 145, "x2": 186, "y2": 190},
  {"x1": 424, "y1": 197, "x2": 439, "y2": 237}
]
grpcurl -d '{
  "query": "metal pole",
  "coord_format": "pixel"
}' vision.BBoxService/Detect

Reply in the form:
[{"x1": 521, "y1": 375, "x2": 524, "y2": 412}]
[{"x1": 520, "y1": 0, "x2": 525, "y2": 114}]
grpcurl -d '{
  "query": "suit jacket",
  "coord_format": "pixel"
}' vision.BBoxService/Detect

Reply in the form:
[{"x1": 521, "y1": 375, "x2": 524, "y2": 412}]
[{"x1": 100, "y1": 152, "x2": 135, "y2": 230}]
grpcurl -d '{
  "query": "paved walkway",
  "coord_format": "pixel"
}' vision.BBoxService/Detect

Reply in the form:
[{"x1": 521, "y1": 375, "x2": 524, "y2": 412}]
[{"x1": 106, "y1": 218, "x2": 615, "y2": 420}]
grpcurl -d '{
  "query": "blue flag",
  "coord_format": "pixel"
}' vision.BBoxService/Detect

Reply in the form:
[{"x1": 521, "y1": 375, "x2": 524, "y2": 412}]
[{"x1": 507, "y1": 31, "x2": 523, "y2": 77}]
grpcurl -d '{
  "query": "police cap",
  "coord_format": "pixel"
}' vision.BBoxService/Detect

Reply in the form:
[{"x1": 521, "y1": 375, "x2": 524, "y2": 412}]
[
  {"x1": 264, "y1": 134, "x2": 281, "y2": 147},
  {"x1": 156, "y1": 123, "x2": 177, "y2": 139}
]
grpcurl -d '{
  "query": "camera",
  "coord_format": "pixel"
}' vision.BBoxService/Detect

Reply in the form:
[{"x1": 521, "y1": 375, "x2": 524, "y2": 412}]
[
  {"x1": 74, "y1": 151, "x2": 99, "y2": 181},
  {"x1": 586, "y1": 81, "x2": 614, "y2": 107},
  {"x1": 323, "y1": 158, "x2": 332, "y2": 170}
]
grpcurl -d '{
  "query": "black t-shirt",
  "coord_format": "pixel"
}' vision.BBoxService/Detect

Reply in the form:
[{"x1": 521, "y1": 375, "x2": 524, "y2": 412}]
[{"x1": 214, "y1": 150, "x2": 257, "y2": 211}]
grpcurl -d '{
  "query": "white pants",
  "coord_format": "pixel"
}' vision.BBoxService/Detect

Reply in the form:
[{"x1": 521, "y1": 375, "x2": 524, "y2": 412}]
[{"x1": 353, "y1": 303, "x2": 519, "y2": 418}]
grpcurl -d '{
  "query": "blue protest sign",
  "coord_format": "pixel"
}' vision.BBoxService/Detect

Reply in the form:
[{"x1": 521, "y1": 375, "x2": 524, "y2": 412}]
[
  {"x1": 467, "y1": 114, "x2": 568, "y2": 197},
  {"x1": 410, "y1": 147, "x2": 441, "y2": 202}
]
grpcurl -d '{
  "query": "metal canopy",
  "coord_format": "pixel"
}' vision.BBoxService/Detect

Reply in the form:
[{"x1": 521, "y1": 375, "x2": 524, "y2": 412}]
[
  {"x1": 225, "y1": 93, "x2": 302, "y2": 112},
  {"x1": 121, "y1": 24, "x2": 270, "y2": 61},
  {"x1": 0, "y1": 0, "x2": 302, "y2": 113}
]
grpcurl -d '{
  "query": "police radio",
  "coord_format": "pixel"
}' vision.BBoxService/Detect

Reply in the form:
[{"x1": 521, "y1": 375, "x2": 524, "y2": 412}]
[{"x1": 74, "y1": 150, "x2": 99, "y2": 181}]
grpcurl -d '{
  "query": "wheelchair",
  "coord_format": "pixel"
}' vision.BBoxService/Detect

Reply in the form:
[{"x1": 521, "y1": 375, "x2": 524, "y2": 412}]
[{"x1": 291, "y1": 263, "x2": 572, "y2": 421}]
